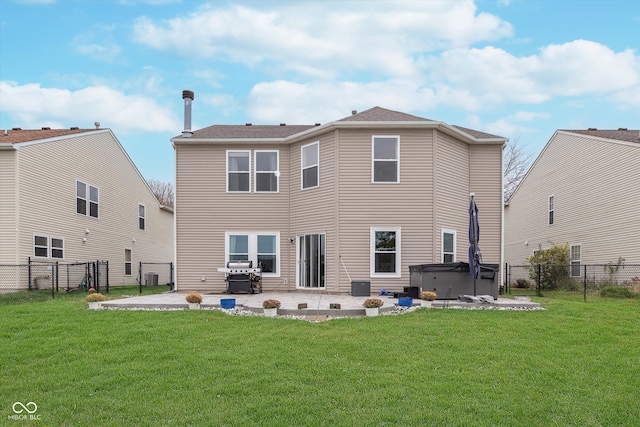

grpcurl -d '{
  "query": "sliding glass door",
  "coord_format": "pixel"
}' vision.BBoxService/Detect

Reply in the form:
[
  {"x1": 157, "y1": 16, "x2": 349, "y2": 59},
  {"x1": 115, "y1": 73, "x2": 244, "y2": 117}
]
[{"x1": 298, "y1": 234, "x2": 325, "y2": 288}]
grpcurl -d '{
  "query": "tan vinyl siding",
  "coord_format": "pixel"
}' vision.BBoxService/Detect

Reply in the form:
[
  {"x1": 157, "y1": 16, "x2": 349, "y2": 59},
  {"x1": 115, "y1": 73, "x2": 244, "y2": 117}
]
[
  {"x1": 289, "y1": 131, "x2": 338, "y2": 290},
  {"x1": 505, "y1": 133, "x2": 640, "y2": 266},
  {"x1": 469, "y1": 143, "x2": 503, "y2": 266},
  {"x1": 434, "y1": 132, "x2": 471, "y2": 263},
  {"x1": 13, "y1": 132, "x2": 173, "y2": 287},
  {"x1": 175, "y1": 143, "x2": 290, "y2": 292},
  {"x1": 0, "y1": 150, "x2": 17, "y2": 263},
  {"x1": 336, "y1": 128, "x2": 435, "y2": 293}
]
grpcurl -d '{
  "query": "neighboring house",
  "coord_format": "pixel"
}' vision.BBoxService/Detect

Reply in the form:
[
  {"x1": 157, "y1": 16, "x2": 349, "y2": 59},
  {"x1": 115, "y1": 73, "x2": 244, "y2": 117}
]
[
  {"x1": 504, "y1": 129, "x2": 640, "y2": 272},
  {"x1": 172, "y1": 94, "x2": 506, "y2": 294},
  {"x1": 0, "y1": 126, "x2": 174, "y2": 288}
]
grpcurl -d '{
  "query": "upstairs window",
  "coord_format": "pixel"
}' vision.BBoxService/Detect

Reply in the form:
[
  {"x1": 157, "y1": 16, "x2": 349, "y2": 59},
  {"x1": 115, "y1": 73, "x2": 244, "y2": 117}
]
[
  {"x1": 227, "y1": 151, "x2": 250, "y2": 192},
  {"x1": 372, "y1": 136, "x2": 399, "y2": 183},
  {"x1": 138, "y1": 204, "x2": 146, "y2": 230},
  {"x1": 255, "y1": 151, "x2": 279, "y2": 192},
  {"x1": 77, "y1": 180, "x2": 99, "y2": 218},
  {"x1": 548, "y1": 195, "x2": 555, "y2": 225},
  {"x1": 442, "y1": 229, "x2": 456, "y2": 263},
  {"x1": 301, "y1": 142, "x2": 319, "y2": 189}
]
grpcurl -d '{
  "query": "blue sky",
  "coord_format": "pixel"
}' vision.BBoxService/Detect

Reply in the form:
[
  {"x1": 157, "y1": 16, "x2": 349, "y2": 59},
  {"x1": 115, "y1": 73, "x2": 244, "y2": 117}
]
[{"x1": 1, "y1": 0, "x2": 639, "y2": 184}]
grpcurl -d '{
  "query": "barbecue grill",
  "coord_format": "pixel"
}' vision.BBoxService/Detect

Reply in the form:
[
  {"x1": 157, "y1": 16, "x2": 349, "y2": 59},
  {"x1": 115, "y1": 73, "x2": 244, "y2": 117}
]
[{"x1": 217, "y1": 261, "x2": 262, "y2": 294}]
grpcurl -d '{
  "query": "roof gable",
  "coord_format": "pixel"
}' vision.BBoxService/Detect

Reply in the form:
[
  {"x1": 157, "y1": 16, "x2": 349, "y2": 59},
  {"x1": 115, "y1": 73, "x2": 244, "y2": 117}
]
[{"x1": 338, "y1": 106, "x2": 431, "y2": 122}]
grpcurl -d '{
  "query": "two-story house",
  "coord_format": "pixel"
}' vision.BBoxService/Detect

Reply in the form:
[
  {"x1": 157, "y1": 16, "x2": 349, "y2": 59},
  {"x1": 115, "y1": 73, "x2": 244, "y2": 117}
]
[
  {"x1": 172, "y1": 91, "x2": 506, "y2": 294},
  {"x1": 0, "y1": 126, "x2": 174, "y2": 290},
  {"x1": 504, "y1": 128, "x2": 640, "y2": 273}
]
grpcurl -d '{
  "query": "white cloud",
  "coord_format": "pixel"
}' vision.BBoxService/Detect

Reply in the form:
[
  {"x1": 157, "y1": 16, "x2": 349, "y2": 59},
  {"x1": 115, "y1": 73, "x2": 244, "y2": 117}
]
[
  {"x1": 425, "y1": 40, "x2": 640, "y2": 109},
  {"x1": 132, "y1": 1, "x2": 512, "y2": 79},
  {"x1": 0, "y1": 81, "x2": 179, "y2": 132},
  {"x1": 246, "y1": 79, "x2": 438, "y2": 124}
]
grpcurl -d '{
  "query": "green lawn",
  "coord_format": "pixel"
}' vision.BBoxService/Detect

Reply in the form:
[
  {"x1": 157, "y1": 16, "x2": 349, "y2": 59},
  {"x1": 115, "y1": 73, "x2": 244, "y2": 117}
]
[{"x1": 1, "y1": 289, "x2": 639, "y2": 426}]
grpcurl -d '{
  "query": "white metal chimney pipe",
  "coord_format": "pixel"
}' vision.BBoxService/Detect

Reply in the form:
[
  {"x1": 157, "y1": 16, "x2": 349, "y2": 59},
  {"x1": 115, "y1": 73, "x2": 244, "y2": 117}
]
[{"x1": 182, "y1": 90, "x2": 194, "y2": 137}]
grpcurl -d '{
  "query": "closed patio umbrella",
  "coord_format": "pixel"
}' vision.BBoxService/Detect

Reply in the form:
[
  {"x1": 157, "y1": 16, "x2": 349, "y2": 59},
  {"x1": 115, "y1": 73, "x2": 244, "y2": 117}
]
[{"x1": 468, "y1": 193, "x2": 482, "y2": 296}]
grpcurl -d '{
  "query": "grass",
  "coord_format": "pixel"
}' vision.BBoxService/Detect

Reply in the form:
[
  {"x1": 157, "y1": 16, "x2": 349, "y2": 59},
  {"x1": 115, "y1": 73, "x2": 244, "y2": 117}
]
[{"x1": 1, "y1": 290, "x2": 639, "y2": 426}]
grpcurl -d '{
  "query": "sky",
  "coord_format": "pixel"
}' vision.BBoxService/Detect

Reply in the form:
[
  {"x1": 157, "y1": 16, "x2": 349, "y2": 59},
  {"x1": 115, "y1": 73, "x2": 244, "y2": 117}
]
[{"x1": 1, "y1": 0, "x2": 639, "y2": 184}]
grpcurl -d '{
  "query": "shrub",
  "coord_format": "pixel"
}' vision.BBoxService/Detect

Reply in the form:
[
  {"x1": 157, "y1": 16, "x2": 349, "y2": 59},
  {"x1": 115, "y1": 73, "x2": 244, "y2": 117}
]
[
  {"x1": 185, "y1": 292, "x2": 203, "y2": 304},
  {"x1": 420, "y1": 291, "x2": 437, "y2": 301},
  {"x1": 262, "y1": 299, "x2": 281, "y2": 309},
  {"x1": 600, "y1": 286, "x2": 637, "y2": 299},
  {"x1": 514, "y1": 279, "x2": 530, "y2": 289},
  {"x1": 363, "y1": 298, "x2": 384, "y2": 308},
  {"x1": 85, "y1": 293, "x2": 107, "y2": 302},
  {"x1": 526, "y1": 243, "x2": 570, "y2": 290}
]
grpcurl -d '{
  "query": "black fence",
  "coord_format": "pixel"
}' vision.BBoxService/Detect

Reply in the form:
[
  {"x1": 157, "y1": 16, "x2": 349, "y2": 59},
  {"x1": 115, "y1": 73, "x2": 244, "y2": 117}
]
[
  {"x1": 137, "y1": 262, "x2": 174, "y2": 293},
  {"x1": 0, "y1": 258, "x2": 109, "y2": 297},
  {"x1": 505, "y1": 263, "x2": 640, "y2": 300}
]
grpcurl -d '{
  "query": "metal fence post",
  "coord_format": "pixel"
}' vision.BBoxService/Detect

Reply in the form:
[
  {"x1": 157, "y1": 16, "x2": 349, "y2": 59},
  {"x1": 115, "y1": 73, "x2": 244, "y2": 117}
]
[
  {"x1": 536, "y1": 264, "x2": 542, "y2": 296},
  {"x1": 95, "y1": 260, "x2": 99, "y2": 293},
  {"x1": 583, "y1": 264, "x2": 587, "y2": 302},
  {"x1": 139, "y1": 262, "x2": 143, "y2": 294},
  {"x1": 170, "y1": 262, "x2": 174, "y2": 290},
  {"x1": 105, "y1": 261, "x2": 110, "y2": 293},
  {"x1": 28, "y1": 257, "x2": 32, "y2": 290}
]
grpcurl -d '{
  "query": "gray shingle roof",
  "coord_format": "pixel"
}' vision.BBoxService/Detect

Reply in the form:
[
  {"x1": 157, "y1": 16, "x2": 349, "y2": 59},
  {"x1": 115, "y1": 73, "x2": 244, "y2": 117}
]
[
  {"x1": 186, "y1": 124, "x2": 317, "y2": 139},
  {"x1": 338, "y1": 106, "x2": 431, "y2": 122},
  {"x1": 560, "y1": 129, "x2": 640, "y2": 144},
  {"x1": 0, "y1": 128, "x2": 94, "y2": 144}
]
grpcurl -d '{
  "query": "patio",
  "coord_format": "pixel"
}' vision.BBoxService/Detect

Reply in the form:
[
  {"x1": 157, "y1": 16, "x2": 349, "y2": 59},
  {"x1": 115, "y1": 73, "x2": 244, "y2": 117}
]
[{"x1": 100, "y1": 290, "x2": 543, "y2": 317}]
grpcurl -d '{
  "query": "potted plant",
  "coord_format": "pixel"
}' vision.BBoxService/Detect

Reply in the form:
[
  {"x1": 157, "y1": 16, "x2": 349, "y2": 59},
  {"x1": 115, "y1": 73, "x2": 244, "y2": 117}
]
[
  {"x1": 363, "y1": 298, "x2": 384, "y2": 316},
  {"x1": 185, "y1": 292, "x2": 203, "y2": 310},
  {"x1": 34, "y1": 275, "x2": 50, "y2": 290},
  {"x1": 420, "y1": 291, "x2": 437, "y2": 308},
  {"x1": 86, "y1": 292, "x2": 107, "y2": 310},
  {"x1": 262, "y1": 299, "x2": 281, "y2": 317}
]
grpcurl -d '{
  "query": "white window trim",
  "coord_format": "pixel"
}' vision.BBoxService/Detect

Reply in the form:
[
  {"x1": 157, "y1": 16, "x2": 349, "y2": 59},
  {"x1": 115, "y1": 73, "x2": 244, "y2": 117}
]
[
  {"x1": 50, "y1": 236, "x2": 64, "y2": 260},
  {"x1": 301, "y1": 141, "x2": 319, "y2": 190},
  {"x1": 76, "y1": 180, "x2": 100, "y2": 219},
  {"x1": 33, "y1": 234, "x2": 65, "y2": 259},
  {"x1": 254, "y1": 150, "x2": 279, "y2": 193},
  {"x1": 441, "y1": 228, "x2": 456, "y2": 263},
  {"x1": 224, "y1": 232, "x2": 281, "y2": 277},
  {"x1": 138, "y1": 203, "x2": 146, "y2": 231},
  {"x1": 370, "y1": 226, "x2": 401, "y2": 278},
  {"x1": 371, "y1": 135, "x2": 400, "y2": 184},
  {"x1": 124, "y1": 248, "x2": 133, "y2": 277},
  {"x1": 226, "y1": 150, "x2": 251, "y2": 193},
  {"x1": 570, "y1": 243, "x2": 581, "y2": 277},
  {"x1": 33, "y1": 234, "x2": 49, "y2": 258},
  {"x1": 548, "y1": 194, "x2": 555, "y2": 226}
]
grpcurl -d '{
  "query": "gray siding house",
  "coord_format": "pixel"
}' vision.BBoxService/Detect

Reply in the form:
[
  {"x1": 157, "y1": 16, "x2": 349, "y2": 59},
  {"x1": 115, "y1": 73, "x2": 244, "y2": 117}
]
[
  {"x1": 172, "y1": 97, "x2": 506, "y2": 294},
  {"x1": 0, "y1": 127, "x2": 174, "y2": 289},
  {"x1": 504, "y1": 129, "x2": 640, "y2": 271}
]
